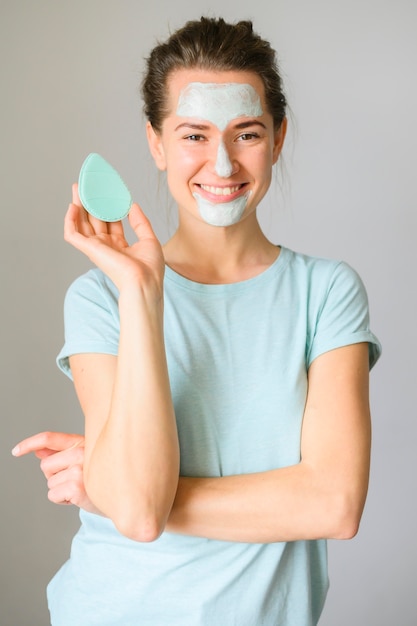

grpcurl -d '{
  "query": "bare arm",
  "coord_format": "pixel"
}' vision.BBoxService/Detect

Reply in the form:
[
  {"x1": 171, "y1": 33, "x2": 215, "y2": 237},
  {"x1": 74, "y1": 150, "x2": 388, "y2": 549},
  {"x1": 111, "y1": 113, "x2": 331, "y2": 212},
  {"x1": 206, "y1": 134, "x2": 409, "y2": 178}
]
[
  {"x1": 60, "y1": 187, "x2": 179, "y2": 541},
  {"x1": 166, "y1": 342, "x2": 371, "y2": 543}
]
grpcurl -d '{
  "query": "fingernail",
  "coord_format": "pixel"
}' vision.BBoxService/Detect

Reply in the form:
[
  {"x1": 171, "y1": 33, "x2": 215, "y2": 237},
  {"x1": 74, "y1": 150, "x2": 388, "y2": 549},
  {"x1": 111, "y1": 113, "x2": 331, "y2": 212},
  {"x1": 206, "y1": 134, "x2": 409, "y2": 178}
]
[{"x1": 11, "y1": 445, "x2": 20, "y2": 456}]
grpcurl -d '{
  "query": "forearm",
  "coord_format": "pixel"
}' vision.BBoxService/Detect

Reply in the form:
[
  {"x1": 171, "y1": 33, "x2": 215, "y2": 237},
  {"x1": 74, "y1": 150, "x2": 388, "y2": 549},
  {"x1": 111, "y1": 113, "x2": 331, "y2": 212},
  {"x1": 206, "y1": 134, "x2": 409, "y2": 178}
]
[
  {"x1": 84, "y1": 286, "x2": 179, "y2": 541},
  {"x1": 166, "y1": 461, "x2": 368, "y2": 543}
]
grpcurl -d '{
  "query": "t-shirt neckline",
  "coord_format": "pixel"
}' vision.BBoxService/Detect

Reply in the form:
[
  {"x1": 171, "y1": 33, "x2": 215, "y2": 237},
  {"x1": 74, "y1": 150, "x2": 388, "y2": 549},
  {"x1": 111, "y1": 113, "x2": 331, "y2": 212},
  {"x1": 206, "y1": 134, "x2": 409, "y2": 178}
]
[{"x1": 164, "y1": 246, "x2": 290, "y2": 294}]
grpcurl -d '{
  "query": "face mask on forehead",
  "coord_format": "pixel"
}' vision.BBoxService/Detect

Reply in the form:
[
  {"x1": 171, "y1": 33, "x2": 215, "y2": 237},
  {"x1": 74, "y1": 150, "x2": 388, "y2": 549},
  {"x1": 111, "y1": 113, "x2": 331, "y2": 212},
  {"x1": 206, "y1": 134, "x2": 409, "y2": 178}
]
[{"x1": 176, "y1": 82, "x2": 263, "y2": 131}]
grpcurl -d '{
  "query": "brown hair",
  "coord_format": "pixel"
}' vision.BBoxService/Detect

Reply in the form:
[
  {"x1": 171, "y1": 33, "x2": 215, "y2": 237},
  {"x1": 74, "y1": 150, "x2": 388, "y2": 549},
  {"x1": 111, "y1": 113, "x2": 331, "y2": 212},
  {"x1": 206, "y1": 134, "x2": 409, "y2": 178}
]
[{"x1": 142, "y1": 17, "x2": 287, "y2": 132}]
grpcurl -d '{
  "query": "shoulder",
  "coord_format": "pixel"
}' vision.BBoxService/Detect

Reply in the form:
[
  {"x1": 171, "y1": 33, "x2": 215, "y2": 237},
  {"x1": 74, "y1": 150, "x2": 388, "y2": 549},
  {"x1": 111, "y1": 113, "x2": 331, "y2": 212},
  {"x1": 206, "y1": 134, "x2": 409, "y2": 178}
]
[
  {"x1": 285, "y1": 247, "x2": 358, "y2": 279},
  {"x1": 57, "y1": 270, "x2": 120, "y2": 379},
  {"x1": 282, "y1": 249, "x2": 381, "y2": 369},
  {"x1": 65, "y1": 268, "x2": 119, "y2": 301},
  {"x1": 64, "y1": 269, "x2": 119, "y2": 317},
  {"x1": 62, "y1": 268, "x2": 120, "y2": 347},
  {"x1": 283, "y1": 247, "x2": 367, "y2": 303}
]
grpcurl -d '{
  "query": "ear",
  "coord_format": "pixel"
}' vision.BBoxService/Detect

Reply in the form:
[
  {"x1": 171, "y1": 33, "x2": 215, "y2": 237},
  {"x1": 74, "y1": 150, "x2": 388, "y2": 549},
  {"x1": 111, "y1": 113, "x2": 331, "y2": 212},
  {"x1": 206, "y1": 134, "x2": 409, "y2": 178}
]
[
  {"x1": 146, "y1": 121, "x2": 167, "y2": 171},
  {"x1": 272, "y1": 117, "x2": 288, "y2": 164}
]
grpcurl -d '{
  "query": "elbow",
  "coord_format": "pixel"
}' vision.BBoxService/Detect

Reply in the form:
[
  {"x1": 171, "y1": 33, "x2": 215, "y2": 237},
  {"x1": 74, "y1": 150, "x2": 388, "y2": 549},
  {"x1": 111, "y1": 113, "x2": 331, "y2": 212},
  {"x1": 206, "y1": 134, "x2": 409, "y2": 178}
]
[
  {"x1": 115, "y1": 514, "x2": 166, "y2": 543},
  {"x1": 84, "y1": 482, "x2": 169, "y2": 543},
  {"x1": 84, "y1": 466, "x2": 178, "y2": 542},
  {"x1": 331, "y1": 514, "x2": 361, "y2": 540},
  {"x1": 107, "y1": 501, "x2": 170, "y2": 543},
  {"x1": 327, "y1": 492, "x2": 365, "y2": 540}
]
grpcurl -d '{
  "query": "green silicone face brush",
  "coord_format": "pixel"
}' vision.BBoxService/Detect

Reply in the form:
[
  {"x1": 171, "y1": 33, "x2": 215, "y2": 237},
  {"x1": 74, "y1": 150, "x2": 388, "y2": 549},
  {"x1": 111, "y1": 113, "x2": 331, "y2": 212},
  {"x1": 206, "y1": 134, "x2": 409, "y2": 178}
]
[{"x1": 78, "y1": 153, "x2": 132, "y2": 222}]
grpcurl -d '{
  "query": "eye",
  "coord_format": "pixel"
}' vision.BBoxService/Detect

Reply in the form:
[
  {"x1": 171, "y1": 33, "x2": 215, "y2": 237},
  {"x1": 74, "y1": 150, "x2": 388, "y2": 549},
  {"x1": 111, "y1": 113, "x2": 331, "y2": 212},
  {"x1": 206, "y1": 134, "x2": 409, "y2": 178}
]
[
  {"x1": 237, "y1": 132, "x2": 260, "y2": 141},
  {"x1": 184, "y1": 134, "x2": 206, "y2": 142}
]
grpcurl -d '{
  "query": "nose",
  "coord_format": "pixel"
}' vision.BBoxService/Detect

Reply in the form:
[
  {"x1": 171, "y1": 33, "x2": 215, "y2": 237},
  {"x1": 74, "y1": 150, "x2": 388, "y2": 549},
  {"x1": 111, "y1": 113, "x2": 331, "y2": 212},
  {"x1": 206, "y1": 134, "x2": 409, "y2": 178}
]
[{"x1": 214, "y1": 140, "x2": 236, "y2": 178}]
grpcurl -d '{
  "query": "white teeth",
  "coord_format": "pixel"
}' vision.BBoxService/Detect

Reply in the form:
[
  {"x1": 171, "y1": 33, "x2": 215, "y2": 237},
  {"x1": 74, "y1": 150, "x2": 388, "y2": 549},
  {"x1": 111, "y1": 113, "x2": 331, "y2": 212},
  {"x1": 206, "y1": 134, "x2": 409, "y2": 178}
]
[{"x1": 200, "y1": 184, "x2": 241, "y2": 196}]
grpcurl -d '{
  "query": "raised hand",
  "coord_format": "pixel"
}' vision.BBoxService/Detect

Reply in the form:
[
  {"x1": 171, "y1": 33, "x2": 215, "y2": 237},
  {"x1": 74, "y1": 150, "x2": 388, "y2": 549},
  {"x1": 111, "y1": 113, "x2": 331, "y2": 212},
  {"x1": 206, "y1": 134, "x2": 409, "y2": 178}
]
[
  {"x1": 65, "y1": 184, "x2": 165, "y2": 294},
  {"x1": 12, "y1": 432, "x2": 101, "y2": 515}
]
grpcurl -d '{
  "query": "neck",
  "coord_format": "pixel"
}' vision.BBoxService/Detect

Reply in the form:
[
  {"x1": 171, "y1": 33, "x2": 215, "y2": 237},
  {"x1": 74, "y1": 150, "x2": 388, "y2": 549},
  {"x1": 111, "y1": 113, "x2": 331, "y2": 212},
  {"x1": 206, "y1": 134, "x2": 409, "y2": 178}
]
[{"x1": 163, "y1": 214, "x2": 280, "y2": 284}]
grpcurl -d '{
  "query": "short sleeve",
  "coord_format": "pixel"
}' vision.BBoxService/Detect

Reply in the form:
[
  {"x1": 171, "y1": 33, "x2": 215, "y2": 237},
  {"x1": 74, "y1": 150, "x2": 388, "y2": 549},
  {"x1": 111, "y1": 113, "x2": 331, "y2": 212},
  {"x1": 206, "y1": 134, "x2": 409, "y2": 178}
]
[
  {"x1": 56, "y1": 269, "x2": 120, "y2": 380},
  {"x1": 307, "y1": 262, "x2": 381, "y2": 369}
]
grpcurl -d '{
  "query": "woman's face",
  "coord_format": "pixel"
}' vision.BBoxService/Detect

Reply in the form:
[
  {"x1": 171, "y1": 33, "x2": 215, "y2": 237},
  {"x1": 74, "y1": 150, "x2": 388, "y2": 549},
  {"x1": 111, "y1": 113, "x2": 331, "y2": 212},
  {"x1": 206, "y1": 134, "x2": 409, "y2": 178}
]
[{"x1": 147, "y1": 69, "x2": 286, "y2": 228}]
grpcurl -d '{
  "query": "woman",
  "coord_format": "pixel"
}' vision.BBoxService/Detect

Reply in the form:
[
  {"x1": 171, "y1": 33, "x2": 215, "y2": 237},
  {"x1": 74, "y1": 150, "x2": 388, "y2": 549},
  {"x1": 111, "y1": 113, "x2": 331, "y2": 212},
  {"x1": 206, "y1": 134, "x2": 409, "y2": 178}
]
[{"x1": 13, "y1": 16, "x2": 381, "y2": 625}]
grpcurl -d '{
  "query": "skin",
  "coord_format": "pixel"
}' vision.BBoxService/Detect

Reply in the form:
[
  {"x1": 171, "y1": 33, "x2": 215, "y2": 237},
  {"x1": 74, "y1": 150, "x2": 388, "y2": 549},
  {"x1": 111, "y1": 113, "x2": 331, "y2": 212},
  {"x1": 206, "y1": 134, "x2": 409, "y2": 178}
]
[{"x1": 13, "y1": 69, "x2": 372, "y2": 543}]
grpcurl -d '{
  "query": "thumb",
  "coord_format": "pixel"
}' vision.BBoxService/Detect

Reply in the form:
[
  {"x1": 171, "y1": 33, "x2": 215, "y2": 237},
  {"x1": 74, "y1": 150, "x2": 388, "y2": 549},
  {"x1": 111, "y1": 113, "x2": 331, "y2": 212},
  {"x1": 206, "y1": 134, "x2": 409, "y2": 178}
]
[{"x1": 128, "y1": 203, "x2": 156, "y2": 242}]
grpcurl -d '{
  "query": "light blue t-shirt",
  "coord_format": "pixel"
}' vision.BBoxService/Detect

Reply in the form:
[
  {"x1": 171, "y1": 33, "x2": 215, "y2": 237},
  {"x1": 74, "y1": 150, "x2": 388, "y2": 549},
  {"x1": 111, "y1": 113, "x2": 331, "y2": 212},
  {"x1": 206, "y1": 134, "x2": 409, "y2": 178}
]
[{"x1": 51, "y1": 246, "x2": 381, "y2": 626}]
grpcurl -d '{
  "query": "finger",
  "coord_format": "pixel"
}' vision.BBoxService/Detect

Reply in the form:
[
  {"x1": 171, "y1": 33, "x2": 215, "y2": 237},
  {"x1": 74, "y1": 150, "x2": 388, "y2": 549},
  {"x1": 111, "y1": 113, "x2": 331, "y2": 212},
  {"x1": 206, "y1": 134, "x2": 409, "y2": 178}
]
[
  {"x1": 47, "y1": 477, "x2": 103, "y2": 515},
  {"x1": 65, "y1": 210, "x2": 130, "y2": 272},
  {"x1": 12, "y1": 432, "x2": 84, "y2": 457},
  {"x1": 47, "y1": 463, "x2": 83, "y2": 491},
  {"x1": 47, "y1": 483, "x2": 77, "y2": 506},
  {"x1": 64, "y1": 202, "x2": 93, "y2": 241},
  {"x1": 72, "y1": 181, "x2": 113, "y2": 236},
  {"x1": 40, "y1": 444, "x2": 84, "y2": 480},
  {"x1": 47, "y1": 466, "x2": 86, "y2": 507},
  {"x1": 64, "y1": 203, "x2": 97, "y2": 249},
  {"x1": 70, "y1": 184, "x2": 105, "y2": 238},
  {"x1": 34, "y1": 448, "x2": 60, "y2": 460},
  {"x1": 128, "y1": 203, "x2": 156, "y2": 242},
  {"x1": 72, "y1": 182, "x2": 82, "y2": 207},
  {"x1": 88, "y1": 214, "x2": 111, "y2": 236},
  {"x1": 34, "y1": 447, "x2": 79, "y2": 461},
  {"x1": 64, "y1": 202, "x2": 106, "y2": 248},
  {"x1": 107, "y1": 219, "x2": 125, "y2": 238}
]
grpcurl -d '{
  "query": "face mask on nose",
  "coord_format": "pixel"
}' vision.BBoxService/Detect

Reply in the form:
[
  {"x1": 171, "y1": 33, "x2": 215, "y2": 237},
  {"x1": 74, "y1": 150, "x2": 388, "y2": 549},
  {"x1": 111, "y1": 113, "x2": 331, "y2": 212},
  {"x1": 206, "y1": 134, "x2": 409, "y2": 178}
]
[{"x1": 214, "y1": 140, "x2": 234, "y2": 178}]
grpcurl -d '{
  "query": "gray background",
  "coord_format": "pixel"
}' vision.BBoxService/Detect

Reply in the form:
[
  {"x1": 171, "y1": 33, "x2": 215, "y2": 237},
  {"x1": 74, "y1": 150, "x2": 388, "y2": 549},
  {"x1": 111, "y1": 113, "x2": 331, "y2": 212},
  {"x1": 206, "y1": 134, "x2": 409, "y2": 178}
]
[{"x1": 1, "y1": 0, "x2": 415, "y2": 624}]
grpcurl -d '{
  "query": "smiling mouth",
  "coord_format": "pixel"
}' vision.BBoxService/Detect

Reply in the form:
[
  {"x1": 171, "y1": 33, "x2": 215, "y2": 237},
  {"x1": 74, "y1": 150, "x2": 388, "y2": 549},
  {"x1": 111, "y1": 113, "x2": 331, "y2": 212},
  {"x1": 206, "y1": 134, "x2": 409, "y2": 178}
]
[{"x1": 197, "y1": 184, "x2": 246, "y2": 197}]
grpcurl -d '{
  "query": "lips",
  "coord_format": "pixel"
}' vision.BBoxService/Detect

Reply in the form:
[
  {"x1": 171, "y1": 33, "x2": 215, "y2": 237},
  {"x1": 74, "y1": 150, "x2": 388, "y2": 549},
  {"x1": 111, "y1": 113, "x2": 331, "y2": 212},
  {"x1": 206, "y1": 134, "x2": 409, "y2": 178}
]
[{"x1": 196, "y1": 183, "x2": 247, "y2": 201}]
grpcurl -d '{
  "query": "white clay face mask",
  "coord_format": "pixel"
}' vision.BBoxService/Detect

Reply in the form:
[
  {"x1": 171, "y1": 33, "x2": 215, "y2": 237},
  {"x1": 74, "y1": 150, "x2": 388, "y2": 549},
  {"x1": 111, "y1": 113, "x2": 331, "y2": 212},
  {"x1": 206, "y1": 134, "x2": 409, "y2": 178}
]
[
  {"x1": 176, "y1": 82, "x2": 263, "y2": 131},
  {"x1": 214, "y1": 140, "x2": 234, "y2": 178},
  {"x1": 192, "y1": 192, "x2": 251, "y2": 227},
  {"x1": 177, "y1": 82, "x2": 263, "y2": 226}
]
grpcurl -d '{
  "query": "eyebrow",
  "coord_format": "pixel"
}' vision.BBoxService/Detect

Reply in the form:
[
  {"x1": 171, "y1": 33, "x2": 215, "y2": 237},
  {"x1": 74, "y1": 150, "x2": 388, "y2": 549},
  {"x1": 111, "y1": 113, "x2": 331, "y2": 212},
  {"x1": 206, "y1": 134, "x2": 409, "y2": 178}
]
[
  {"x1": 174, "y1": 119, "x2": 267, "y2": 132},
  {"x1": 234, "y1": 120, "x2": 267, "y2": 130},
  {"x1": 174, "y1": 122, "x2": 210, "y2": 132}
]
